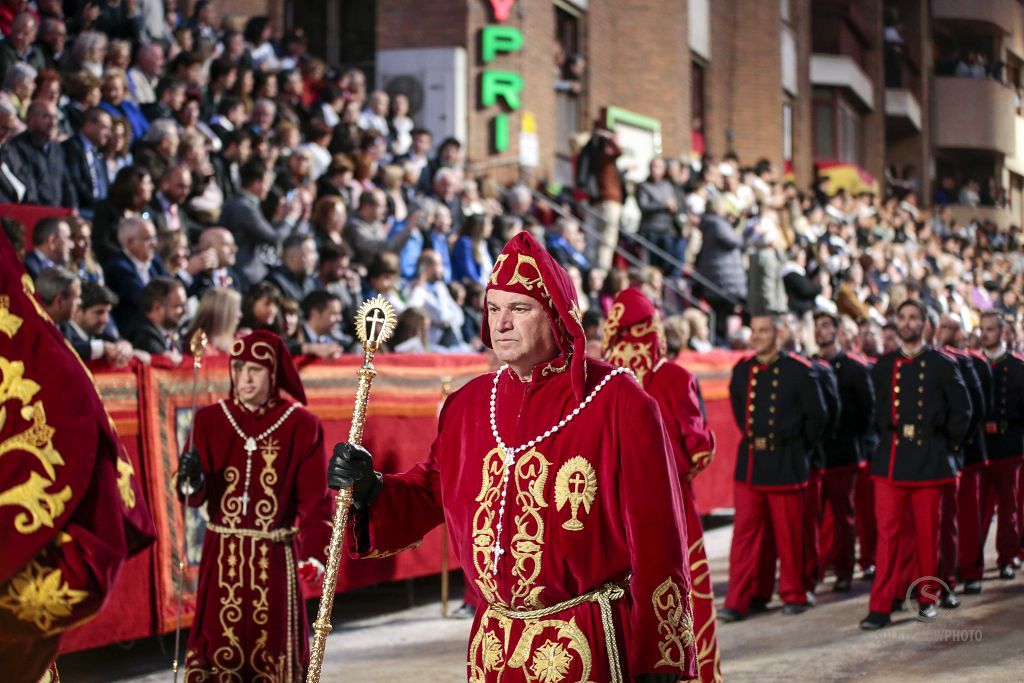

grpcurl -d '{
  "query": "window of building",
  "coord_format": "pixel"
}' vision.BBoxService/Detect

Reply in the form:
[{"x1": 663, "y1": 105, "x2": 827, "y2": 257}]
[
  {"x1": 783, "y1": 102, "x2": 793, "y2": 162},
  {"x1": 812, "y1": 87, "x2": 862, "y2": 165},
  {"x1": 692, "y1": 59, "x2": 707, "y2": 155}
]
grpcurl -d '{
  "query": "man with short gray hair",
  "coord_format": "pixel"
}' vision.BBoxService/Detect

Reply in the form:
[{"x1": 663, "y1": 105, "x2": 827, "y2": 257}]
[
  {"x1": 0, "y1": 100, "x2": 76, "y2": 206},
  {"x1": 103, "y1": 216, "x2": 169, "y2": 330},
  {"x1": 0, "y1": 12, "x2": 45, "y2": 84}
]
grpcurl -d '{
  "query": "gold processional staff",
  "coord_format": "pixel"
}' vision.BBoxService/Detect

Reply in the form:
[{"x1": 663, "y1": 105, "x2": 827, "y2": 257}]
[{"x1": 307, "y1": 295, "x2": 397, "y2": 682}]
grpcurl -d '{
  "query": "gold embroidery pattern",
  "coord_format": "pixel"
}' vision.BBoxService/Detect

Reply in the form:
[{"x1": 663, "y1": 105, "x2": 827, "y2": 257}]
[
  {"x1": 600, "y1": 303, "x2": 625, "y2": 353},
  {"x1": 0, "y1": 357, "x2": 71, "y2": 534},
  {"x1": 688, "y1": 539, "x2": 722, "y2": 682},
  {"x1": 468, "y1": 614, "x2": 594, "y2": 683},
  {"x1": 0, "y1": 560, "x2": 88, "y2": 636},
  {"x1": 0, "y1": 295, "x2": 23, "y2": 337},
  {"x1": 116, "y1": 456, "x2": 137, "y2": 509},
  {"x1": 360, "y1": 540, "x2": 423, "y2": 559},
  {"x1": 506, "y1": 255, "x2": 548, "y2": 297},
  {"x1": 489, "y1": 253, "x2": 509, "y2": 285},
  {"x1": 652, "y1": 577, "x2": 695, "y2": 669},
  {"x1": 472, "y1": 447, "x2": 506, "y2": 606},
  {"x1": 569, "y1": 303, "x2": 583, "y2": 331},
  {"x1": 606, "y1": 340, "x2": 654, "y2": 385},
  {"x1": 554, "y1": 456, "x2": 597, "y2": 532},
  {"x1": 541, "y1": 352, "x2": 571, "y2": 377},
  {"x1": 510, "y1": 448, "x2": 550, "y2": 610}
]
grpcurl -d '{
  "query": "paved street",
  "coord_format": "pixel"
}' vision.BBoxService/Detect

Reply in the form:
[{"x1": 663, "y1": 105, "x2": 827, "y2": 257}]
[{"x1": 58, "y1": 522, "x2": 1024, "y2": 682}]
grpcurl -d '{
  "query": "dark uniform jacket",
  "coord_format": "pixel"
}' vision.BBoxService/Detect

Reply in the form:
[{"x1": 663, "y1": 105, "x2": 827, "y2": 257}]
[
  {"x1": 983, "y1": 350, "x2": 1024, "y2": 461},
  {"x1": 870, "y1": 346, "x2": 972, "y2": 484},
  {"x1": 965, "y1": 350, "x2": 993, "y2": 467},
  {"x1": 944, "y1": 346, "x2": 987, "y2": 470},
  {"x1": 729, "y1": 351, "x2": 828, "y2": 489},
  {"x1": 812, "y1": 358, "x2": 842, "y2": 471},
  {"x1": 819, "y1": 350, "x2": 875, "y2": 469}
]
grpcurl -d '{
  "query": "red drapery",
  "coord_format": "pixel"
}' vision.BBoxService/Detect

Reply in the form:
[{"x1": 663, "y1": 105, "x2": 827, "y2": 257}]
[{"x1": 58, "y1": 351, "x2": 743, "y2": 653}]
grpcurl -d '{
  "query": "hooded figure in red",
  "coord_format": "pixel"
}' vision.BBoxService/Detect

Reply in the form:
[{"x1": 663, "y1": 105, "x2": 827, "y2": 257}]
[
  {"x1": 603, "y1": 287, "x2": 721, "y2": 682},
  {"x1": 179, "y1": 331, "x2": 332, "y2": 681},
  {"x1": 334, "y1": 233, "x2": 698, "y2": 682}
]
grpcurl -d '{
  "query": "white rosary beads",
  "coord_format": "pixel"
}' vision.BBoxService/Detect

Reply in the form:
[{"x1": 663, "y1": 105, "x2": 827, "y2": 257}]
[
  {"x1": 219, "y1": 400, "x2": 299, "y2": 515},
  {"x1": 487, "y1": 364, "x2": 636, "y2": 573}
]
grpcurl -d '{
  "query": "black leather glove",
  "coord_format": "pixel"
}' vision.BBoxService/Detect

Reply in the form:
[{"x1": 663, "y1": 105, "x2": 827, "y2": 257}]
[
  {"x1": 327, "y1": 442, "x2": 382, "y2": 510},
  {"x1": 177, "y1": 448, "x2": 205, "y2": 497},
  {"x1": 635, "y1": 675, "x2": 680, "y2": 683}
]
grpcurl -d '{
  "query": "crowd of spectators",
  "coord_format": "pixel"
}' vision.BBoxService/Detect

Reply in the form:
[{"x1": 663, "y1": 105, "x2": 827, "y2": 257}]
[{"x1": 0, "y1": 1, "x2": 1022, "y2": 370}]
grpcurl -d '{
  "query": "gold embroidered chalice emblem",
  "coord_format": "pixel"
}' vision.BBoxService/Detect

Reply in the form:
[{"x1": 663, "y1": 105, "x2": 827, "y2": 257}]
[{"x1": 555, "y1": 456, "x2": 597, "y2": 531}]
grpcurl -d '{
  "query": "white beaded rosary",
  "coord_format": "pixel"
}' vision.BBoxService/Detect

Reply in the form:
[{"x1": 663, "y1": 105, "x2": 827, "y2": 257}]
[
  {"x1": 487, "y1": 364, "x2": 636, "y2": 574},
  {"x1": 219, "y1": 400, "x2": 299, "y2": 515}
]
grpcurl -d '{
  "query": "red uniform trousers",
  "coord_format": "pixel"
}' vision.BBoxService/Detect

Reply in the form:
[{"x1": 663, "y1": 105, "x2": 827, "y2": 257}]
[
  {"x1": 855, "y1": 463, "x2": 877, "y2": 571},
  {"x1": 957, "y1": 466, "x2": 986, "y2": 583},
  {"x1": 725, "y1": 483, "x2": 806, "y2": 613},
  {"x1": 802, "y1": 469, "x2": 823, "y2": 592},
  {"x1": 820, "y1": 466, "x2": 857, "y2": 581},
  {"x1": 937, "y1": 478, "x2": 959, "y2": 587},
  {"x1": 868, "y1": 478, "x2": 944, "y2": 614},
  {"x1": 981, "y1": 459, "x2": 1022, "y2": 566}
]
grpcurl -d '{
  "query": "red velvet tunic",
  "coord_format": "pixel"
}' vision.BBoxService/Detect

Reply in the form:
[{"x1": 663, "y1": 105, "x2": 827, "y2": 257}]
[
  {"x1": 351, "y1": 357, "x2": 698, "y2": 682},
  {"x1": 183, "y1": 398, "x2": 333, "y2": 682}
]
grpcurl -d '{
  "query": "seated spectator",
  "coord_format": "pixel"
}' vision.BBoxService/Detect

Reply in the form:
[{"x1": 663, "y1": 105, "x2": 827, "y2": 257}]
[
  {"x1": 24, "y1": 215, "x2": 71, "y2": 278},
  {"x1": 221, "y1": 158, "x2": 290, "y2": 287},
  {"x1": 239, "y1": 281, "x2": 284, "y2": 336},
  {"x1": 1, "y1": 100, "x2": 76, "y2": 207},
  {"x1": 364, "y1": 252, "x2": 407, "y2": 315},
  {"x1": 300, "y1": 290, "x2": 352, "y2": 354},
  {"x1": 310, "y1": 194, "x2": 347, "y2": 249},
  {"x1": 682, "y1": 308, "x2": 714, "y2": 352},
  {"x1": 62, "y1": 70, "x2": 102, "y2": 132},
  {"x1": 141, "y1": 76, "x2": 186, "y2": 122},
  {"x1": 105, "y1": 116, "x2": 134, "y2": 179},
  {"x1": 451, "y1": 213, "x2": 494, "y2": 286},
  {"x1": 317, "y1": 241, "x2": 360, "y2": 336},
  {"x1": 103, "y1": 216, "x2": 168, "y2": 331},
  {"x1": 201, "y1": 57, "x2": 237, "y2": 121},
  {"x1": 388, "y1": 92, "x2": 414, "y2": 157},
  {"x1": 265, "y1": 233, "x2": 320, "y2": 303},
  {"x1": 190, "y1": 227, "x2": 242, "y2": 297},
  {"x1": 92, "y1": 165, "x2": 155, "y2": 261},
  {"x1": 127, "y1": 276, "x2": 186, "y2": 363},
  {"x1": 208, "y1": 94, "x2": 247, "y2": 142},
  {"x1": 34, "y1": 265, "x2": 79, "y2": 328},
  {"x1": 157, "y1": 229, "x2": 216, "y2": 296},
  {"x1": 32, "y1": 72, "x2": 68, "y2": 137},
  {"x1": 99, "y1": 67, "x2": 149, "y2": 140},
  {"x1": 211, "y1": 127, "x2": 248, "y2": 198},
  {"x1": 63, "y1": 107, "x2": 112, "y2": 218},
  {"x1": 344, "y1": 187, "x2": 416, "y2": 265},
  {"x1": 431, "y1": 167, "x2": 463, "y2": 234},
  {"x1": 460, "y1": 280, "x2": 485, "y2": 348},
  {"x1": 358, "y1": 90, "x2": 390, "y2": 138},
  {"x1": 65, "y1": 281, "x2": 134, "y2": 366},
  {"x1": 67, "y1": 215, "x2": 104, "y2": 285},
  {"x1": 148, "y1": 163, "x2": 199, "y2": 238},
  {"x1": 127, "y1": 42, "x2": 163, "y2": 105},
  {"x1": 3, "y1": 61, "x2": 37, "y2": 120},
  {"x1": 132, "y1": 118, "x2": 179, "y2": 183},
  {"x1": 388, "y1": 306, "x2": 430, "y2": 353},
  {"x1": 64, "y1": 31, "x2": 107, "y2": 79},
  {"x1": 183, "y1": 287, "x2": 242, "y2": 356},
  {"x1": 300, "y1": 117, "x2": 333, "y2": 180},
  {"x1": 316, "y1": 152, "x2": 356, "y2": 206},
  {"x1": 0, "y1": 13, "x2": 44, "y2": 86},
  {"x1": 546, "y1": 216, "x2": 589, "y2": 270},
  {"x1": 404, "y1": 250, "x2": 468, "y2": 350},
  {"x1": 248, "y1": 97, "x2": 276, "y2": 135}
]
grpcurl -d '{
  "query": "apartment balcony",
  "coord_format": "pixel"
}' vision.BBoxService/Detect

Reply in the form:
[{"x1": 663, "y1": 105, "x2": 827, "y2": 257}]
[
  {"x1": 947, "y1": 205, "x2": 1015, "y2": 231},
  {"x1": 885, "y1": 88, "x2": 922, "y2": 133},
  {"x1": 932, "y1": 76, "x2": 1015, "y2": 155},
  {"x1": 931, "y1": 0, "x2": 1014, "y2": 34}
]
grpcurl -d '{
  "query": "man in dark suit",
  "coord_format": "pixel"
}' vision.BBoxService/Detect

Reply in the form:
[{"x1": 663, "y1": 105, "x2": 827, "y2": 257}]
[
  {"x1": 23, "y1": 216, "x2": 71, "y2": 279},
  {"x1": 221, "y1": 159, "x2": 289, "y2": 287},
  {"x1": 103, "y1": 216, "x2": 169, "y2": 332},
  {"x1": 141, "y1": 77, "x2": 186, "y2": 122},
  {"x1": 147, "y1": 163, "x2": 200, "y2": 240},
  {"x1": 33, "y1": 265, "x2": 79, "y2": 328},
  {"x1": 64, "y1": 281, "x2": 134, "y2": 366},
  {"x1": 189, "y1": 226, "x2": 244, "y2": 298},
  {"x1": 127, "y1": 276, "x2": 186, "y2": 363},
  {"x1": 1, "y1": 101, "x2": 76, "y2": 207},
  {"x1": 299, "y1": 290, "x2": 349, "y2": 355},
  {"x1": 0, "y1": 13, "x2": 45, "y2": 84},
  {"x1": 264, "y1": 233, "x2": 320, "y2": 303},
  {"x1": 62, "y1": 107, "x2": 112, "y2": 219},
  {"x1": 211, "y1": 128, "x2": 247, "y2": 198}
]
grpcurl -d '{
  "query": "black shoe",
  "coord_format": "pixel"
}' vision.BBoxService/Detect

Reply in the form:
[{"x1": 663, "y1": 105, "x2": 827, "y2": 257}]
[
  {"x1": 859, "y1": 611, "x2": 891, "y2": 630},
  {"x1": 782, "y1": 602, "x2": 808, "y2": 615},
  {"x1": 805, "y1": 591, "x2": 817, "y2": 607},
  {"x1": 918, "y1": 603, "x2": 938, "y2": 620},
  {"x1": 962, "y1": 580, "x2": 982, "y2": 594},
  {"x1": 749, "y1": 596, "x2": 770, "y2": 613},
  {"x1": 891, "y1": 598, "x2": 906, "y2": 612},
  {"x1": 940, "y1": 589, "x2": 960, "y2": 609},
  {"x1": 717, "y1": 607, "x2": 745, "y2": 622},
  {"x1": 833, "y1": 577, "x2": 853, "y2": 593},
  {"x1": 862, "y1": 565, "x2": 876, "y2": 581},
  {"x1": 998, "y1": 564, "x2": 1015, "y2": 580}
]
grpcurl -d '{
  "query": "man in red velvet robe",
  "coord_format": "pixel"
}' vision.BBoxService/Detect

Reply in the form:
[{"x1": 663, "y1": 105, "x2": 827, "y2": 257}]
[
  {"x1": 177, "y1": 331, "x2": 333, "y2": 681},
  {"x1": 0, "y1": 231, "x2": 155, "y2": 683},
  {"x1": 330, "y1": 233, "x2": 696, "y2": 682},
  {"x1": 602, "y1": 286, "x2": 721, "y2": 683}
]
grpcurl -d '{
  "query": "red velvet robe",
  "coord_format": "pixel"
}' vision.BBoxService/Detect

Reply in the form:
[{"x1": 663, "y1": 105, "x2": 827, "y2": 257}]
[
  {"x1": 646, "y1": 362, "x2": 722, "y2": 683},
  {"x1": 351, "y1": 358, "x2": 698, "y2": 681},
  {"x1": 183, "y1": 398, "x2": 333, "y2": 682}
]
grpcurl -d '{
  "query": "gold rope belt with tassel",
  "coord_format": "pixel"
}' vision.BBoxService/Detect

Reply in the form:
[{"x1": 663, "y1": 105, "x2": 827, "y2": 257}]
[
  {"x1": 485, "y1": 581, "x2": 628, "y2": 683},
  {"x1": 205, "y1": 523, "x2": 298, "y2": 543}
]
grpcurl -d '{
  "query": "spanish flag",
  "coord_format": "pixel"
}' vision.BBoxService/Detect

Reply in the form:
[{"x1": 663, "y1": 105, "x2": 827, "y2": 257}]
[{"x1": 0, "y1": 230, "x2": 154, "y2": 681}]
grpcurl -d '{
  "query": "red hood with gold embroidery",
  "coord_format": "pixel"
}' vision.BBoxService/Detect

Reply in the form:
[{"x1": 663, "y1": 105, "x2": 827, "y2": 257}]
[
  {"x1": 482, "y1": 232, "x2": 587, "y2": 399},
  {"x1": 229, "y1": 330, "x2": 307, "y2": 405},
  {"x1": 601, "y1": 287, "x2": 665, "y2": 388}
]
